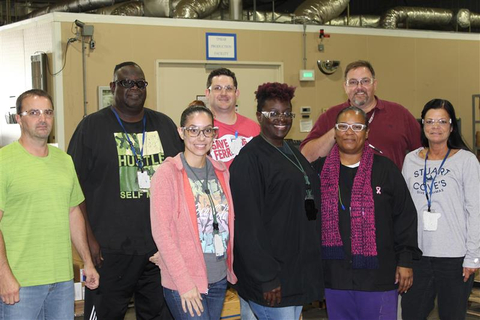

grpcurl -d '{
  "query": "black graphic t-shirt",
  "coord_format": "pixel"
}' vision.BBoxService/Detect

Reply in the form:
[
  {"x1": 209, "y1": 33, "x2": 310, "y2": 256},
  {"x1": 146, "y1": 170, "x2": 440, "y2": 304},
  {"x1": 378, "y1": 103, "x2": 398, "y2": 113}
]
[{"x1": 68, "y1": 107, "x2": 183, "y2": 254}]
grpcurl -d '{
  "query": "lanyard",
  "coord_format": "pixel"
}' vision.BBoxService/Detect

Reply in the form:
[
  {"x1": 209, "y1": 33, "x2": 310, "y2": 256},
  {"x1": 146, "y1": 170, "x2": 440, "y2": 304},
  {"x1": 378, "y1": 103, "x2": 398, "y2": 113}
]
[
  {"x1": 260, "y1": 134, "x2": 311, "y2": 188},
  {"x1": 184, "y1": 157, "x2": 220, "y2": 232},
  {"x1": 111, "y1": 107, "x2": 146, "y2": 172},
  {"x1": 368, "y1": 109, "x2": 376, "y2": 125},
  {"x1": 423, "y1": 148, "x2": 450, "y2": 212}
]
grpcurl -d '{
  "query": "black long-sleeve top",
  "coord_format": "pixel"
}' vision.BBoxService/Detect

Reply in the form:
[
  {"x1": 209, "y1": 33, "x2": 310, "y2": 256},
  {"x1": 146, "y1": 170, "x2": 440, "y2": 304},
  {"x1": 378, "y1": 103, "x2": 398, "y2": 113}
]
[
  {"x1": 312, "y1": 155, "x2": 422, "y2": 292},
  {"x1": 229, "y1": 136, "x2": 324, "y2": 307}
]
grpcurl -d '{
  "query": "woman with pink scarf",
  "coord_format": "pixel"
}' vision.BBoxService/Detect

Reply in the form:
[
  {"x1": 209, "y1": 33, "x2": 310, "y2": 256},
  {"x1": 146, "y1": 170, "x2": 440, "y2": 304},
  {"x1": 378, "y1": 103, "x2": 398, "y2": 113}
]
[{"x1": 312, "y1": 106, "x2": 421, "y2": 319}]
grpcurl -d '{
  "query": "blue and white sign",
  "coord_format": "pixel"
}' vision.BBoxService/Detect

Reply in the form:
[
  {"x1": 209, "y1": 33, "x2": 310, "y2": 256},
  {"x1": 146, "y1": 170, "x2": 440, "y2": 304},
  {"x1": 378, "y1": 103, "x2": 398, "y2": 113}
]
[{"x1": 206, "y1": 33, "x2": 237, "y2": 61}]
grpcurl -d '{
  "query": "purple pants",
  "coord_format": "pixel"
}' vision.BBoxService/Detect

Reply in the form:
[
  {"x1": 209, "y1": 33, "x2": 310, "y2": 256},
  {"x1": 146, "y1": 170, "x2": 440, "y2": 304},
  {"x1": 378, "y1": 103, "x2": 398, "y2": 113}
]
[{"x1": 325, "y1": 288, "x2": 398, "y2": 320}]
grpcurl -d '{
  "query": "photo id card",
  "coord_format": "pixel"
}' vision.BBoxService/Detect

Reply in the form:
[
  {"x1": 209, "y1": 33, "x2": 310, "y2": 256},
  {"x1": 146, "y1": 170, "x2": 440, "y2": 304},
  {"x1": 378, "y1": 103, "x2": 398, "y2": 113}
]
[
  {"x1": 137, "y1": 170, "x2": 151, "y2": 189},
  {"x1": 423, "y1": 210, "x2": 441, "y2": 231}
]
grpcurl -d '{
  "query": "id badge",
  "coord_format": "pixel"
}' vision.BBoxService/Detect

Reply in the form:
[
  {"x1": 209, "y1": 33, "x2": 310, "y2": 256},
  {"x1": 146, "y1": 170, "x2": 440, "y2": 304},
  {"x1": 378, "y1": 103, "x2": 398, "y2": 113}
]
[
  {"x1": 305, "y1": 189, "x2": 318, "y2": 220},
  {"x1": 230, "y1": 137, "x2": 243, "y2": 156},
  {"x1": 137, "y1": 170, "x2": 151, "y2": 189},
  {"x1": 423, "y1": 210, "x2": 441, "y2": 231},
  {"x1": 213, "y1": 233, "x2": 225, "y2": 258}
]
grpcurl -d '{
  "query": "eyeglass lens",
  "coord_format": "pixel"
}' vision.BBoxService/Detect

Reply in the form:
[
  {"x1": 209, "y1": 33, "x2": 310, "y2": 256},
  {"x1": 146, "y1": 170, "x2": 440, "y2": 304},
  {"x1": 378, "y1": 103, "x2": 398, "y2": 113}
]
[
  {"x1": 262, "y1": 111, "x2": 295, "y2": 119},
  {"x1": 184, "y1": 127, "x2": 217, "y2": 137},
  {"x1": 21, "y1": 109, "x2": 54, "y2": 118},
  {"x1": 210, "y1": 85, "x2": 235, "y2": 92},
  {"x1": 117, "y1": 79, "x2": 148, "y2": 89}
]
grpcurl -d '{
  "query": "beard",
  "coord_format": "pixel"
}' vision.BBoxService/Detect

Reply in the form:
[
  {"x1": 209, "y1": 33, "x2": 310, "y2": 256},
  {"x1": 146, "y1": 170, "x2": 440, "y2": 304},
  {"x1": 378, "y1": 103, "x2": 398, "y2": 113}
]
[{"x1": 352, "y1": 91, "x2": 368, "y2": 107}]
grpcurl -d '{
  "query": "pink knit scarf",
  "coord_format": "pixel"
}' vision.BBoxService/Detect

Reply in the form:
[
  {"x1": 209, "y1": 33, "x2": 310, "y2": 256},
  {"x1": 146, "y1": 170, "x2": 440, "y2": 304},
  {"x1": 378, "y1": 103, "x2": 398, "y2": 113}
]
[{"x1": 320, "y1": 142, "x2": 378, "y2": 269}]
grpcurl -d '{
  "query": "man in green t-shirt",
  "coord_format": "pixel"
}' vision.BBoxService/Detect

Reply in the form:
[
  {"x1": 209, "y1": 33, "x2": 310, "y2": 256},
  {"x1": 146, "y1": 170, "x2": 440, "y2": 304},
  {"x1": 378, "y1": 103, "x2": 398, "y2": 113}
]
[{"x1": 0, "y1": 89, "x2": 99, "y2": 319}]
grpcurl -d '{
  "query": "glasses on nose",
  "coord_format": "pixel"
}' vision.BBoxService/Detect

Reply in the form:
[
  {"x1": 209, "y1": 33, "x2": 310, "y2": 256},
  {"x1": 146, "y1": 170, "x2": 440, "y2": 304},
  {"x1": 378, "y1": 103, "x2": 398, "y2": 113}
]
[
  {"x1": 19, "y1": 109, "x2": 54, "y2": 118},
  {"x1": 182, "y1": 126, "x2": 219, "y2": 138},
  {"x1": 335, "y1": 123, "x2": 367, "y2": 132},
  {"x1": 115, "y1": 79, "x2": 148, "y2": 89},
  {"x1": 261, "y1": 111, "x2": 295, "y2": 120},
  {"x1": 422, "y1": 119, "x2": 451, "y2": 126},
  {"x1": 208, "y1": 85, "x2": 236, "y2": 93},
  {"x1": 345, "y1": 78, "x2": 374, "y2": 87}
]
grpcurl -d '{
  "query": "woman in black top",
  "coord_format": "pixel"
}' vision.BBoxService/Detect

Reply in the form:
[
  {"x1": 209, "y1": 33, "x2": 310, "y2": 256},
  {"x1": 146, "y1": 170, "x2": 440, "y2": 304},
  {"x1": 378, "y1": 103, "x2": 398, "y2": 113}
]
[
  {"x1": 229, "y1": 82, "x2": 323, "y2": 320},
  {"x1": 313, "y1": 106, "x2": 421, "y2": 320}
]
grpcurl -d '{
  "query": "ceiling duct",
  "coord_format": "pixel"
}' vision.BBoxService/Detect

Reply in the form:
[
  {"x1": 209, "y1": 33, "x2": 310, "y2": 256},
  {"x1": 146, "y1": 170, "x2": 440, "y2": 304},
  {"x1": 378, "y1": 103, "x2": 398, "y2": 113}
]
[
  {"x1": 143, "y1": 0, "x2": 180, "y2": 17},
  {"x1": 293, "y1": 0, "x2": 349, "y2": 24},
  {"x1": 380, "y1": 7, "x2": 454, "y2": 29},
  {"x1": 173, "y1": 0, "x2": 222, "y2": 18},
  {"x1": 26, "y1": 0, "x2": 130, "y2": 18},
  {"x1": 456, "y1": 9, "x2": 480, "y2": 29},
  {"x1": 94, "y1": 1, "x2": 144, "y2": 15},
  {"x1": 326, "y1": 15, "x2": 380, "y2": 27},
  {"x1": 206, "y1": 9, "x2": 293, "y2": 22}
]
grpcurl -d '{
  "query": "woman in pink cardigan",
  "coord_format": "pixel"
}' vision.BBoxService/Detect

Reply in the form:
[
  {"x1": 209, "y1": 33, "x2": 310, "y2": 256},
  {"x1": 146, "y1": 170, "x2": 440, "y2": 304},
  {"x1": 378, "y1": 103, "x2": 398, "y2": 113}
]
[{"x1": 150, "y1": 104, "x2": 236, "y2": 320}]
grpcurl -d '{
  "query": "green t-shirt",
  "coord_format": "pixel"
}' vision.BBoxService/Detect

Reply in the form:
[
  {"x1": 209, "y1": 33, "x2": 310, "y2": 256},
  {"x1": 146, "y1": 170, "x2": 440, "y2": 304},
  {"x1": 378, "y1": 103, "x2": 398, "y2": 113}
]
[{"x1": 0, "y1": 141, "x2": 84, "y2": 287}]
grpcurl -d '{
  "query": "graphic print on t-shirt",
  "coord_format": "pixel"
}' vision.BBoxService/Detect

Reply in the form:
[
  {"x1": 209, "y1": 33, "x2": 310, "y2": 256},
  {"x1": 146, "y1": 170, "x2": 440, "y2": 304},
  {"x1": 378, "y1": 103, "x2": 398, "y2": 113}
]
[
  {"x1": 210, "y1": 134, "x2": 253, "y2": 163},
  {"x1": 115, "y1": 131, "x2": 165, "y2": 199},
  {"x1": 188, "y1": 178, "x2": 229, "y2": 253},
  {"x1": 411, "y1": 166, "x2": 451, "y2": 195}
]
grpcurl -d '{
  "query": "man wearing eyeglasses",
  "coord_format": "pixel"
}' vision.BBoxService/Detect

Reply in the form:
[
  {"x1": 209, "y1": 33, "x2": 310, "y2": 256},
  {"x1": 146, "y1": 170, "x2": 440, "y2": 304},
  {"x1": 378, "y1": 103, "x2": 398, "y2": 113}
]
[
  {"x1": 68, "y1": 62, "x2": 182, "y2": 320},
  {"x1": 301, "y1": 60, "x2": 421, "y2": 168},
  {"x1": 0, "y1": 89, "x2": 99, "y2": 319},
  {"x1": 206, "y1": 68, "x2": 260, "y2": 168}
]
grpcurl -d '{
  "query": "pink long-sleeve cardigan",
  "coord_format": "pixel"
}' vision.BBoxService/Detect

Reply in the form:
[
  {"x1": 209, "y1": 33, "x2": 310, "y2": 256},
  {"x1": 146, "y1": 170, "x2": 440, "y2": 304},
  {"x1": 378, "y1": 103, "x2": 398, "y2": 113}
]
[{"x1": 150, "y1": 154, "x2": 237, "y2": 296}]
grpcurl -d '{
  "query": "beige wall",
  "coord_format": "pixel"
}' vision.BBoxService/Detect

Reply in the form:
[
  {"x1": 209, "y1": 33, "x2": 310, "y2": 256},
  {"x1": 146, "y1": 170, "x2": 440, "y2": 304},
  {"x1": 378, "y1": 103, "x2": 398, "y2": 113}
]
[{"x1": 59, "y1": 17, "x2": 480, "y2": 150}]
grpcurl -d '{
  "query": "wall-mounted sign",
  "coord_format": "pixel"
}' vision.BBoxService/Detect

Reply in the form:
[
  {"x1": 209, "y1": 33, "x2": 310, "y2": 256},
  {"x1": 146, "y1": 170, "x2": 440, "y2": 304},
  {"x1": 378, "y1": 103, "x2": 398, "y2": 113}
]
[{"x1": 206, "y1": 33, "x2": 237, "y2": 61}]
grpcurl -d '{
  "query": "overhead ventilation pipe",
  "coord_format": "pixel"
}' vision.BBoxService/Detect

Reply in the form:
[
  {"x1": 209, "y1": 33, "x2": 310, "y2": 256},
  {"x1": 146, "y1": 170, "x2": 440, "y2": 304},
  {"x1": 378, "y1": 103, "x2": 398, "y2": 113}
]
[
  {"x1": 380, "y1": 7, "x2": 454, "y2": 29},
  {"x1": 456, "y1": 9, "x2": 480, "y2": 29},
  {"x1": 26, "y1": 0, "x2": 130, "y2": 18},
  {"x1": 173, "y1": 0, "x2": 222, "y2": 18},
  {"x1": 293, "y1": 0, "x2": 349, "y2": 24},
  {"x1": 326, "y1": 15, "x2": 380, "y2": 27},
  {"x1": 144, "y1": 0, "x2": 181, "y2": 17},
  {"x1": 207, "y1": 9, "x2": 292, "y2": 22},
  {"x1": 94, "y1": 1, "x2": 144, "y2": 15}
]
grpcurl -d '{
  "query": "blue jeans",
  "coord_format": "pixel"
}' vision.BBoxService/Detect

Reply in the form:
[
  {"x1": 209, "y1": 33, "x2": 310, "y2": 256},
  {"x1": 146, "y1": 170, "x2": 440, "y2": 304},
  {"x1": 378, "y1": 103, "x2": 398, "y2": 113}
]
[
  {"x1": 0, "y1": 280, "x2": 74, "y2": 320},
  {"x1": 248, "y1": 300, "x2": 302, "y2": 320},
  {"x1": 240, "y1": 296, "x2": 258, "y2": 320},
  {"x1": 163, "y1": 278, "x2": 227, "y2": 320}
]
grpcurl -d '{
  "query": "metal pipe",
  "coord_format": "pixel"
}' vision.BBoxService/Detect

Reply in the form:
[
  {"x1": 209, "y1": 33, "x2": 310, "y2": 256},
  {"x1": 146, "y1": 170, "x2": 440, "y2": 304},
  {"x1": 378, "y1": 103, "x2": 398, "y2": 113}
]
[
  {"x1": 229, "y1": 0, "x2": 242, "y2": 20},
  {"x1": 294, "y1": 0, "x2": 349, "y2": 24},
  {"x1": 302, "y1": 23, "x2": 307, "y2": 69},
  {"x1": 380, "y1": 7, "x2": 453, "y2": 29},
  {"x1": 81, "y1": 36, "x2": 87, "y2": 117}
]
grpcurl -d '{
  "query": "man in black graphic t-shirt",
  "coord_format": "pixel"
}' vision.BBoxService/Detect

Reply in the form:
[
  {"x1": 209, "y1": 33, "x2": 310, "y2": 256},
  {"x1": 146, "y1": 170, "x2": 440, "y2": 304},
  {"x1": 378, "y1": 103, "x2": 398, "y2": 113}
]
[{"x1": 68, "y1": 62, "x2": 182, "y2": 320}]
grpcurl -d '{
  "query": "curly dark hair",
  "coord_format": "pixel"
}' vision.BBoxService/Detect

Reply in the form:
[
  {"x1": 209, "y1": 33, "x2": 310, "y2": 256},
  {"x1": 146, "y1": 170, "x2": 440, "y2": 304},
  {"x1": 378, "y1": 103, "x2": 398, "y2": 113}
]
[{"x1": 255, "y1": 82, "x2": 296, "y2": 112}]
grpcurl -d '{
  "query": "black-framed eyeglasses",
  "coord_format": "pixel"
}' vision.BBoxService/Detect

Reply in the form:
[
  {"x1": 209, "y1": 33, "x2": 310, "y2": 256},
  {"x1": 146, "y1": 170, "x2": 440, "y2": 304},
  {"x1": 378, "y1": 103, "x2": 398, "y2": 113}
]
[
  {"x1": 19, "y1": 109, "x2": 54, "y2": 118},
  {"x1": 260, "y1": 111, "x2": 295, "y2": 120},
  {"x1": 182, "y1": 126, "x2": 219, "y2": 138},
  {"x1": 115, "y1": 79, "x2": 148, "y2": 89},
  {"x1": 335, "y1": 123, "x2": 367, "y2": 132}
]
